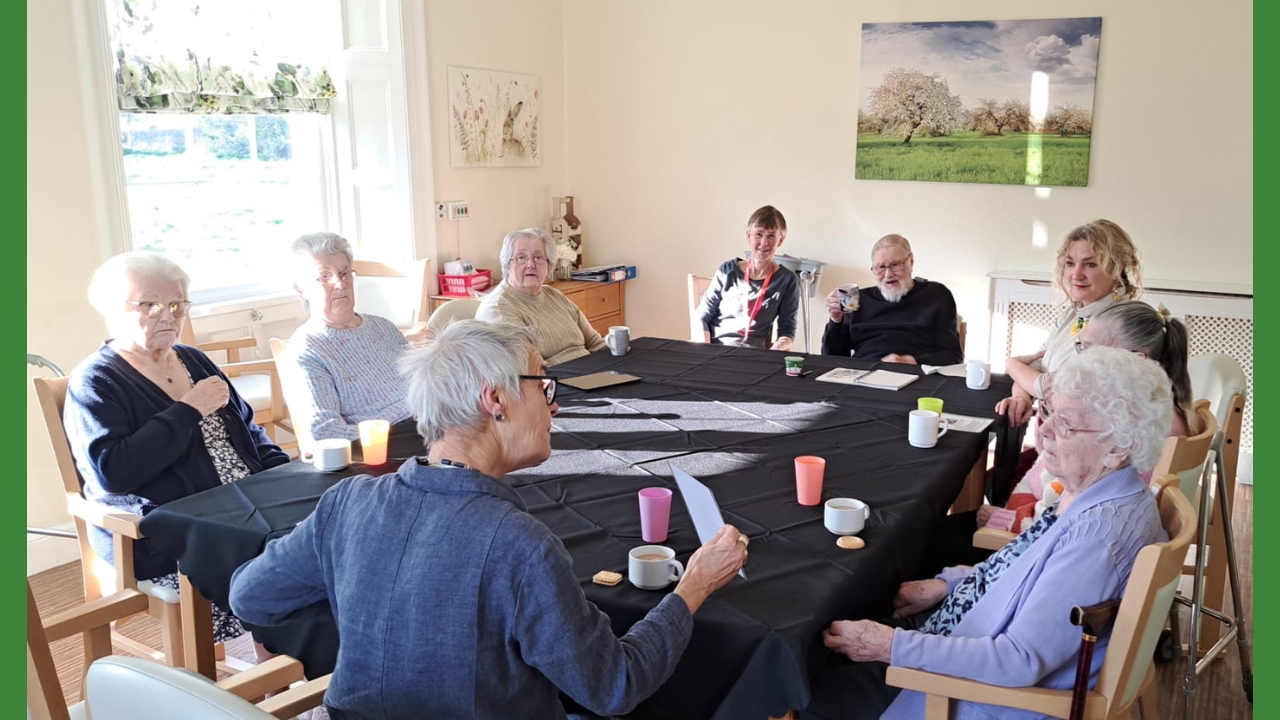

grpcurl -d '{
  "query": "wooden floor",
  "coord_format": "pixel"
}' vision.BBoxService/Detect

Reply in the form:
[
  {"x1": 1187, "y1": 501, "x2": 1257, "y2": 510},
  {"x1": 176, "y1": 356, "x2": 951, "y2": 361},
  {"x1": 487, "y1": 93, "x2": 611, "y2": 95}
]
[{"x1": 31, "y1": 486, "x2": 1254, "y2": 719}]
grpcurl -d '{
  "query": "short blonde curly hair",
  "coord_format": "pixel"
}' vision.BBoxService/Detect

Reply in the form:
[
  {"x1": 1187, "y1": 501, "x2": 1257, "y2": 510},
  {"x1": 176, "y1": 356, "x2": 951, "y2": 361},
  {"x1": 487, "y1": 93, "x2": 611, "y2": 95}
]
[{"x1": 1053, "y1": 219, "x2": 1143, "y2": 304}]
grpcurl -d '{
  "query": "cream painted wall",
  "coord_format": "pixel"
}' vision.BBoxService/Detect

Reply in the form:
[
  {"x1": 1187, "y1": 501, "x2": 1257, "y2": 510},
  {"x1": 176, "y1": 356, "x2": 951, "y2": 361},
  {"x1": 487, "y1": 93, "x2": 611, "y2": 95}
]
[
  {"x1": 424, "y1": 0, "x2": 566, "y2": 279},
  {"x1": 561, "y1": 0, "x2": 1253, "y2": 355},
  {"x1": 27, "y1": 0, "x2": 111, "y2": 531}
]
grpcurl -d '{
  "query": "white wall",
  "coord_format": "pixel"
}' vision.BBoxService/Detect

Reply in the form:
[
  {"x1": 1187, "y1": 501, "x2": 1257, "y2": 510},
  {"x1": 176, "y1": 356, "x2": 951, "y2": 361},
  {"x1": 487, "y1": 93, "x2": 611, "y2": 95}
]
[
  {"x1": 561, "y1": 0, "x2": 1253, "y2": 354},
  {"x1": 424, "y1": 0, "x2": 567, "y2": 278}
]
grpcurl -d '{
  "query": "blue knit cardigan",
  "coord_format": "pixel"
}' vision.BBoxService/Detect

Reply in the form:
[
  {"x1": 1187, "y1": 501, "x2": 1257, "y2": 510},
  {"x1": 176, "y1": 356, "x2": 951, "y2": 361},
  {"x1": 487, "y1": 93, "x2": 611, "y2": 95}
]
[{"x1": 64, "y1": 342, "x2": 290, "y2": 580}]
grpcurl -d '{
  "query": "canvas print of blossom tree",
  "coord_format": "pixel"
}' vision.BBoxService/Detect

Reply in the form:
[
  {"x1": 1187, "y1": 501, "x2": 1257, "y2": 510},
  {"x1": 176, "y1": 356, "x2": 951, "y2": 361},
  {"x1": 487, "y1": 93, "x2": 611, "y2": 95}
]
[
  {"x1": 856, "y1": 18, "x2": 1102, "y2": 186},
  {"x1": 448, "y1": 66, "x2": 541, "y2": 168}
]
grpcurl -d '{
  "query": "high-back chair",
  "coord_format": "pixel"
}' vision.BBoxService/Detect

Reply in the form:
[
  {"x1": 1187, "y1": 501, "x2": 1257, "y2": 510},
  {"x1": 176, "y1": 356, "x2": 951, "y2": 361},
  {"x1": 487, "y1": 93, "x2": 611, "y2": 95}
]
[
  {"x1": 32, "y1": 377, "x2": 186, "y2": 667},
  {"x1": 425, "y1": 297, "x2": 482, "y2": 336},
  {"x1": 687, "y1": 274, "x2": 712, "y2": 342},
  {"x1": 887, "y1": 481, "x2": 1196, "y2": 719},
  {"x1": 268, "y1": 337, "x2": 316, "y2": 457},
  {"x1": 85, "y1": 655, "x2": 331, "y2": 720},
  {"x1": 28, "y1": 579, "x2": 150, "y2": 718},
  {"x1": 178, "y1": 323, "x2": 291, "y2": 447},
  {"x1": 353, "y1": 258, "x2": 432, "y2": 334},
  {"x1": 975, "y1": 403, "x2": 1216, "y2": 553}
]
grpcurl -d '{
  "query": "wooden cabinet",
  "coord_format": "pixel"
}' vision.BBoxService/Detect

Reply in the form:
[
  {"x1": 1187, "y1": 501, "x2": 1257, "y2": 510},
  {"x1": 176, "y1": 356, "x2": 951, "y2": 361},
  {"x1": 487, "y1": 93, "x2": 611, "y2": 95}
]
[{"x1": 429, "y1": 279, "x2": 627, "y2": 336}]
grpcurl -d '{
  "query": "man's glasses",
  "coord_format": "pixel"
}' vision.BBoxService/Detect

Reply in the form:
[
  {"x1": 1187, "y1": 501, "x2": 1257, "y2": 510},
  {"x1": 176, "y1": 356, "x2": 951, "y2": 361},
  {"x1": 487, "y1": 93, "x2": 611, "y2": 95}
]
[
  {"x1": 519, "y1": 375, "x2": 558, "y2": 405},
  {"x1": 127, "y1": 300, "x2": 193, "y2": 318},
  {"x1": 511, "y1": 254, "x2": 549, "y2": 266},
  {"x1": 316, "y1": 270, "x2": 357, "y2": 286},
  {"x1": 871, "y1": 259, "x2": 909, "y2": 275}
]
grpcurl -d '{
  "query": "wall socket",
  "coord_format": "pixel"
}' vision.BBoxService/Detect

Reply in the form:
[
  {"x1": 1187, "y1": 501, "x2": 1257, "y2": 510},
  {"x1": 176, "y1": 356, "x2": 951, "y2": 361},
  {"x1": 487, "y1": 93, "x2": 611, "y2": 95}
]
[
  {"x1": 446, "y1": 201, "x2": 471, "y2": 220},
  {"x1": 435, "y1": 202, "x2": 446, "y2": 220}
]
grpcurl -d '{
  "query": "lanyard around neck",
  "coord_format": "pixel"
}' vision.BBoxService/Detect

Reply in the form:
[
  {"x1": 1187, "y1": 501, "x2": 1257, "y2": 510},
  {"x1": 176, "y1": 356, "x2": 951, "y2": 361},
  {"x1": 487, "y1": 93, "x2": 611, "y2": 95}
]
[{"x1": 742, "y1": 268, "x2": 776, "y2": 340}]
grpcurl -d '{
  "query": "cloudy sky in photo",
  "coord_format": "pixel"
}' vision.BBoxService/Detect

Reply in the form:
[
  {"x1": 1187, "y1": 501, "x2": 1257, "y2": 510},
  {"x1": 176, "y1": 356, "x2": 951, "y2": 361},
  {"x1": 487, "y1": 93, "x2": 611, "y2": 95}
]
[{"x1": 858, "y1": 18, "x2": 1102, "y2": 114}]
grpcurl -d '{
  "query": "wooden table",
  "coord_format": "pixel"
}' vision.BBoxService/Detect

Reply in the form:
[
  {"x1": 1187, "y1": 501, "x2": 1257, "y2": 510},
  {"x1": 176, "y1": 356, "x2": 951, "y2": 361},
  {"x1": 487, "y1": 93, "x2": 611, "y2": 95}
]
[{"x1": 430, "y1": 278, "x2": 628, "y2": 336}]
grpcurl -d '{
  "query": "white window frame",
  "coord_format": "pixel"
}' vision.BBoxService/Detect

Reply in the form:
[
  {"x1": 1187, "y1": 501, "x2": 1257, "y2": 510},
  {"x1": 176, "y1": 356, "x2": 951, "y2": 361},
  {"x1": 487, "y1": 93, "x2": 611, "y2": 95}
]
[{"x1": 71, "y1": 0, "x2": 436, "y2": 305}]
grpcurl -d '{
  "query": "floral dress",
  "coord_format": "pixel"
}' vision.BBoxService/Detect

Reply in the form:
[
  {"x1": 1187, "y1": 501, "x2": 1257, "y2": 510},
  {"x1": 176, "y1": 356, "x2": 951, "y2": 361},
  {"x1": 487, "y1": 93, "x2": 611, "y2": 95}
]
[{"x1": 144, "y1": 359, "x2": 256, "y2": 643}]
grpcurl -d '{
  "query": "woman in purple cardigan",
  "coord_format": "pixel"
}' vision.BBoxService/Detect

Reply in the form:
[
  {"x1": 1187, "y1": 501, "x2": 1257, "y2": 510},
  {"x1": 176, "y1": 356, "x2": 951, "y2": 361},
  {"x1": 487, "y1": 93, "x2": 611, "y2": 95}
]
[
  {"x1": 806, "y1": 346, "x2": 1172, "y2": 720},
  {"x1": 64, "y1": 251, "x2": 289, "y2": 644}
]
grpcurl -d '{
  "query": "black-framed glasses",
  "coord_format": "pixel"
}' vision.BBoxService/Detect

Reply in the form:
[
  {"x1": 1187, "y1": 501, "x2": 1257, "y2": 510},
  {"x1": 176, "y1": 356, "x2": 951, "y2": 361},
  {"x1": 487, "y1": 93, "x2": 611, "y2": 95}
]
[
  {"x1": 519, "y1": 375, "x2": 558, "y2": 405},
  {"x1": 126, "y1": 300, "x2": 193, "y2": 318},
  {"x1": 317, "y1": 269, "x2": 357, "y2": 286}
]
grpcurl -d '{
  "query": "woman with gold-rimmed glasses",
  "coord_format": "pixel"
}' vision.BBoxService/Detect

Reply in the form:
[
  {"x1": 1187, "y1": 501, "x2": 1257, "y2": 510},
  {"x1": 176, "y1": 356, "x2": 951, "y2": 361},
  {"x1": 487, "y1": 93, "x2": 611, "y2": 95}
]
[{"x1": 64, "y1": 251, "x2": 289, "y2": 647}]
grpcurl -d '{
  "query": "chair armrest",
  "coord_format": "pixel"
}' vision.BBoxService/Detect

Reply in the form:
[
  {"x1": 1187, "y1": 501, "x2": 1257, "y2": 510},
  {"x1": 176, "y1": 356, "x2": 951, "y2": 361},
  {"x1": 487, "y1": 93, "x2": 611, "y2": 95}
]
[
  {"x1": 215, "y1": 655, "x2": 305, "y2": 701},
  {"x1": 255, "y1": 674, "x2": 333, "y2": 719},
  {"x1": 972, "y1": 527, "x2": 1015, "y2": 551},
  {"x1": 42, "y1": 589, "x2": 150, "y2": 643},
  {"x1": 198, "y1": 337, "x2": 257, "y2": 363},
  {"x1": 67, "y1": 495, "x2": 144, "y2": 539},
  {"x1": 219, "y1": 359, "x2": 277, "y2": 378},
  {"x1": 885, "y1": 666, "x2": 1098, "y2": 717}
]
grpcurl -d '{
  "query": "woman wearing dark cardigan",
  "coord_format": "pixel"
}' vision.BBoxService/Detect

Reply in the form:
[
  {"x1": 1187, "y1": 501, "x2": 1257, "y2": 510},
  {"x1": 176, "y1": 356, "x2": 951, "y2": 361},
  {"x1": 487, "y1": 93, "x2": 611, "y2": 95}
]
[{"x1": 64, "y1": 251, "x2": 289, "y2": 644}]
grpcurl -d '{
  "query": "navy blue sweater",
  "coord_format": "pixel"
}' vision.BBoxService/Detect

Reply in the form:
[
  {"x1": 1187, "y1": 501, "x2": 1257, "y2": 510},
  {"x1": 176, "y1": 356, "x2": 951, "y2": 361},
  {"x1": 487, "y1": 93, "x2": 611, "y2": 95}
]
[
  {"x1": 64, "y1": 342, "x2": 289, "y2": 580},
  {"x1": 820, "y1": 278, "x2": 963, "y2": 366}
]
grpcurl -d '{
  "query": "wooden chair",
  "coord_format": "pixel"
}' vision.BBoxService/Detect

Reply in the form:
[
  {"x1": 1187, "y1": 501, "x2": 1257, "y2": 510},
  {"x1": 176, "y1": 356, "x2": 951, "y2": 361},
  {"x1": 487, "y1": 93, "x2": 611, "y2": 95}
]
[
  {"x1": 178, "y1": 322, "x2": 292, "y2": 448},
  {"x1": 32, "y1": 376, "x2": 185, "y2": 668},
  {"x1": 956, "y1": 315, "x2": 967, "y2": 355},
  {"x1": 425, "y1": 297, "x2": 482, "y2": 337},
  {"x1": 888, "y1": 481, "x2": 1196, "y2": 719},
  {"x1": 687, "y1": 273, "x2": 712, "y2": 342},
  {"x1": 353, "y1": 257, "x2": 432, "y2": 337},
  {"x1": 85, "y1": 655, "x2": 330, "y2": 720},
  {"x1": 28, "y1": 579, "x2": 150, "y2": 718},
  {"x1": 975, "y1": 403, "x2": 1216, "y2": 552}
]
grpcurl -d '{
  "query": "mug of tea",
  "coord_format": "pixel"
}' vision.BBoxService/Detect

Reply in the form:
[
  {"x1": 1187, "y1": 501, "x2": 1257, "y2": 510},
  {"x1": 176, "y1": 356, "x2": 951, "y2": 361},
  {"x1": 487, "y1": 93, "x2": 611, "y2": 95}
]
[
  {"x1": 606, "y1": 326, "x2": 631, "y2": 357},
  {"x1": 302, "y1": 438, "x2": 352, "y2": 472},
  {"x1": 824, "y1": 498, "x2": 870, "y2": 535},
  {"x1": 628, "y1": 545, "x2": 684, "y2": 590},
  {"x1": 907, "y1": 410, "x2": 949, "y2": 449},
  {"x1": 966, "y1": 359, "x2": 991, "y2": 390},
  {"x1": 836, "y1": 283, "x2": 860, "y2": 312}
]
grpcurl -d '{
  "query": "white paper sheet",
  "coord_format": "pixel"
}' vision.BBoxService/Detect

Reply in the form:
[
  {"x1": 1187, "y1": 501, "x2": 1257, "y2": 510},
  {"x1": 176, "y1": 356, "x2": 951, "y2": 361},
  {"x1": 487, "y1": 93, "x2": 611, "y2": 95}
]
[
  {"x1": 940, "y1": 412, "x2": 995, "y2": 433},
  {"x1": 921, "y1": 363, "x2": 969, "y2": 378},
  {"x1": 673, "y1": 466, "x2": 746, "y2": 579}
]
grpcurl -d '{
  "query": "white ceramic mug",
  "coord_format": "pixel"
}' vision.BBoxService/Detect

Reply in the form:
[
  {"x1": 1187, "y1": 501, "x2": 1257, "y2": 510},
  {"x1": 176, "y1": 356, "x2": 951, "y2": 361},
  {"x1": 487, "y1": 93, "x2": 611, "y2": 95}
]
[
  {"x1": 908, "y1": 410, "x2": 949, "y2": 449},
  {"x1": 302, "y1": 438, "x2": 352, "y2": 471},
  {"x1": 824, "y1": 498, "x2": 870, "y2": 535},
  {"x1": 966, "y1": 359, "x2": 991, "y2": 390},
  {"x1": 606, "y1": 326, "x2": 631, "y2": 357},
  {"x1": 628, "y1": 545, "x2": 684, "y2": 590}
]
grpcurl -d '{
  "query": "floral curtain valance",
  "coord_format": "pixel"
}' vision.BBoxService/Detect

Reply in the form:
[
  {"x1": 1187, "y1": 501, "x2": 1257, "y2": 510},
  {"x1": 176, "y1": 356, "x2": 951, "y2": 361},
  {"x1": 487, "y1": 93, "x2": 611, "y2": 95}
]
[{"x1": 110, "y1": 0, "x2": 335, "y2": 114}]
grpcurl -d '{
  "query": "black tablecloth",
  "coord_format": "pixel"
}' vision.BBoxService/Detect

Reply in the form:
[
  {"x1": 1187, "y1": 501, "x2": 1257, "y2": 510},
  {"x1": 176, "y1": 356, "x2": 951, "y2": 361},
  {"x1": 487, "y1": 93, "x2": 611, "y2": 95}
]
[{"x1": 140, "y1": 339, "x2": 1012, "y2": 719}]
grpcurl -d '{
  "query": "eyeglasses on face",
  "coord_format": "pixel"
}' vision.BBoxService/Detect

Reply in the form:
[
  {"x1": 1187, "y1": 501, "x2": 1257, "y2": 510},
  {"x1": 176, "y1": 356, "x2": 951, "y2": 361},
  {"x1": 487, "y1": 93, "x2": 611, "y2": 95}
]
[
  {"x1": 511, "y1": 254, "x2": 549, "y2": 267},
  {"x1": 519, "y1": 375, "x2": 558, "y2": 405},
  {"x1": 316, "y1": 269, "x2": 357, "y2": 286},
  {"x1": 871, "y1": 258, "x2": 910, "y2": 276},
  {"x1": 1073, "y1": 336, "x2": 1088, "y2": 354},
  {"x1": 127, "y1": 300, "x2": 193, "y2": 318},
  {"x1": 1039, "y1": 399, "x2": 1101, "y2": 437}
]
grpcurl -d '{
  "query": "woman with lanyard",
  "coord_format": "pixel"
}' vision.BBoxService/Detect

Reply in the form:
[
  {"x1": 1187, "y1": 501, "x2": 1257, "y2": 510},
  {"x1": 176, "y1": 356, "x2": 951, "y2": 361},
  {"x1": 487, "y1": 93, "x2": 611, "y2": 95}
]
[{"x1": 695, "y1": 205, "x2": 802, "y2": 350}]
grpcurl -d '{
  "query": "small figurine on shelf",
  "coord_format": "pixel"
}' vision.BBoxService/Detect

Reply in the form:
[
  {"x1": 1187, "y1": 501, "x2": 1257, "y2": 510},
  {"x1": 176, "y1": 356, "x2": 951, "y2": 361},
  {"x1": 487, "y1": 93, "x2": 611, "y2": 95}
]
[{"x1": 549, "y1": 196, "x2": 583, "y2": 280}]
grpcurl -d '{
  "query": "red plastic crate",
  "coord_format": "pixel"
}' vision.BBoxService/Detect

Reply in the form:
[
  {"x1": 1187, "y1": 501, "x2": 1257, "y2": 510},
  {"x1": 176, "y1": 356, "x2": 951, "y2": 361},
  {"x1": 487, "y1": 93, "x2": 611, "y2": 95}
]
[{"x1": 437, "y1": 268, "x2": 492, "y2": 296}]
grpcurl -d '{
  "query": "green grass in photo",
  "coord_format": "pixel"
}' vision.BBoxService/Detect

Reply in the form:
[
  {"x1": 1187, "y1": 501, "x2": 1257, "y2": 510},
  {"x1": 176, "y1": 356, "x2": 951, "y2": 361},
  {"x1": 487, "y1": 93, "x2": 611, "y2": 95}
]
[{"x1": 855, "y1": 131, "x2": 1092, "y2": 186}]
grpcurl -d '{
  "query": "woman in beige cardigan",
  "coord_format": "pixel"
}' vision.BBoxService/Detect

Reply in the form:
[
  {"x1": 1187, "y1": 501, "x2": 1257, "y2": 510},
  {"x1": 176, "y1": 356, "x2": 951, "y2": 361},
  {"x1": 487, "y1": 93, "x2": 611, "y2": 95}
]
[{"x1": 476, "y1": 228, "x2": 607, "y2": 365}]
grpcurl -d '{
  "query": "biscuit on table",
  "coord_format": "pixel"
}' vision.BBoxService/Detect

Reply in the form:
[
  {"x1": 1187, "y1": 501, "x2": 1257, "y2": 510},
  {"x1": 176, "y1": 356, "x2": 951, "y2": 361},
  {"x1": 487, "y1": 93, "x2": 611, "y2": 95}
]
[
  {"x1": 836, "y1": 536, "x2": 865, "y2": 550},
  {"x1": 592, "y1": 570, "x2": 623, "y2": 586}
]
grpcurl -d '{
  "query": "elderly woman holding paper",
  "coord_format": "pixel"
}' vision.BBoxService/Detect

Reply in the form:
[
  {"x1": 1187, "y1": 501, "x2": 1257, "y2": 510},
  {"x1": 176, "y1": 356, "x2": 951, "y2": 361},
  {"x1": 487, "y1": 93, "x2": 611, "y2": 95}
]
[
  {"x1": 231, "y1": 320, "x2": 748, "y2": 719},
  {"x1": 807, "y1": 346, "x2": 1170, "y2": 720},
  {"x1": 476, "y1": 227, "x2": 607, "y2": 366}
]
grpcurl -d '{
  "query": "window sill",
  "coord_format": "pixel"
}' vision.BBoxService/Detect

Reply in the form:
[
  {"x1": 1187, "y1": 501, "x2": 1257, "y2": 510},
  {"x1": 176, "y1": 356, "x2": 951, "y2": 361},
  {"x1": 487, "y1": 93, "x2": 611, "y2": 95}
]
[{"x1": 189, "y1": 290, "x2": 300, "y2": 319}]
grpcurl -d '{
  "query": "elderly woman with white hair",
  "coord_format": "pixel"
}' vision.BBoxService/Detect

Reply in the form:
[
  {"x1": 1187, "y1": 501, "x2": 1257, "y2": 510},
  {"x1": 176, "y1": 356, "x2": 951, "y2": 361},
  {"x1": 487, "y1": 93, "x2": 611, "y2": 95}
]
[
  {"x1": 231, "y1": 321, "x2": 748, "y2": 719},
  {"x1": 475, "y1": 227, "x2": 607, "y2": 365},
  {"x1": 806, "y1": 346, "x2": 1171, "y2": 720},
  {"x1": 64, "y1": 251, "x2": 289, "y2": 644},
  {"x1": 282, "y1": 232, "x2": 414, "y2": 443}
]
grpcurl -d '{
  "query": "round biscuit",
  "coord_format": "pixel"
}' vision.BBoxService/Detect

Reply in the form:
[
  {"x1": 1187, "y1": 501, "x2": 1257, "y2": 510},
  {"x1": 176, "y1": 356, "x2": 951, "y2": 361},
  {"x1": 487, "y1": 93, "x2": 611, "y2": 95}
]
[{"x1": 836, "y1": 535, "x2": 865, "y2": 550}]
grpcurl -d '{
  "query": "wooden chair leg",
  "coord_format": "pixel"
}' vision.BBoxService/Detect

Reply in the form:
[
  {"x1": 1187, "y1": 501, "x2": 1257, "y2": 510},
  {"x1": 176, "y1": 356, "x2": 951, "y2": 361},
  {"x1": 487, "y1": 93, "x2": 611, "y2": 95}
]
[
  {"x1": 1199, "y1": 504, "x2": 1230, "y2": 656},
  {"x1": 950, "y1": 455, "x2": 987, "y2": 514},
  {"x1": 152, "y1": 595, "x2": 185, "y2": 668},
  {"x1": 1136, "y1": 685, "x2": 1157, "y2": 719},
  {"x1": 924, "y1": 693, "x2": 950, "y2": 720},
  {"x1": 179, "y1": 574, "x2": 217, "y2": 679}
]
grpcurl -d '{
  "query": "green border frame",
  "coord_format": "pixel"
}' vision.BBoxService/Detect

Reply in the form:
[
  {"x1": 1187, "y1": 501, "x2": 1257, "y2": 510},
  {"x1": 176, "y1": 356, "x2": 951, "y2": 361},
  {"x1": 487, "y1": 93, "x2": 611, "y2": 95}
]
[
  {"x1": 1252, "y1": 0, "x2": 1271, "y2": 715},
  {"x1": 11, "y1": 2, "x2": 27, "y2": 716}
]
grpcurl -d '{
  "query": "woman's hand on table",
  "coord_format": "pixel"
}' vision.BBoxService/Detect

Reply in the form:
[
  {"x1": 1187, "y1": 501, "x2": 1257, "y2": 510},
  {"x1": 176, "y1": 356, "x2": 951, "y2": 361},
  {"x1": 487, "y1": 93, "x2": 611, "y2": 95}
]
[
  {"x1": 892, "y1": 578, "x2": 948, "y2": 619},
  {"x1": 182, "y1": 377, "x2": 230, "y2": 417},
  {"x1": 674, "y1": 524, "x2": 748, "y2": 615},
  {"x1": 823, "y1": 619, "x2": 895, "y2": 663},
  {"x1": 995, "y1": 394, "x2": 1034, "y2": 426}
]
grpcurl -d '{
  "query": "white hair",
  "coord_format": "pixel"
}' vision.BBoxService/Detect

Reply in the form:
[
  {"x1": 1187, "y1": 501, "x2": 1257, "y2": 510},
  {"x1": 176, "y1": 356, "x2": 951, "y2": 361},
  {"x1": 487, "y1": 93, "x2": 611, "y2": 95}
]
[
  {"x1": 498, "y1": 228, "x2": 557, "y2": 280},
  {"x1": 870, "y1": 233, "x2": 913, "y2": 258},
  {"x1": 400, "y1": 320, "x2": 537, "y2": 444},
  {"x1": 1051, "y1": 345, "x2": 1173, "y2": 473},
  {"x1": 87, "y1": 251, "x2": 190, "y2": 317},
  {"x1": 290, "y1": 233, "x2": 354, "y2": 275}
]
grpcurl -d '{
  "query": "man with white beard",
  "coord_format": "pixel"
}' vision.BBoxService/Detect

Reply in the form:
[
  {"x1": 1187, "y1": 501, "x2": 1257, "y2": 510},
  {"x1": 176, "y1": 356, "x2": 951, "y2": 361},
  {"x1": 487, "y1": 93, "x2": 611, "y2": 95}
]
[{"x1": 820, "y1": 234, "x2": 963, "y2": 365}]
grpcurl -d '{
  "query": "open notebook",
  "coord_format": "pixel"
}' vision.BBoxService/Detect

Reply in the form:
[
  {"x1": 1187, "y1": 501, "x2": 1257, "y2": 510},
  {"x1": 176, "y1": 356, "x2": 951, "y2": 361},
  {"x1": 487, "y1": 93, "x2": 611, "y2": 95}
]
[{"x1": 815, "y1": 368, "x2": 919, "y2": 391}]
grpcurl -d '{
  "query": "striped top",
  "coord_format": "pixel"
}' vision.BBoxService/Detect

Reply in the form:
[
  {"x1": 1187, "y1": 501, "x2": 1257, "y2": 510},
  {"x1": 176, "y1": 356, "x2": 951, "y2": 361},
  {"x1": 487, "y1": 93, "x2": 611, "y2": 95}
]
[
  {"x1": 284, "y1": 313, "x2": 412, "y2": 441},
  {"x1": 476, "y1": 282, "x2": 607, "y2": 366}
]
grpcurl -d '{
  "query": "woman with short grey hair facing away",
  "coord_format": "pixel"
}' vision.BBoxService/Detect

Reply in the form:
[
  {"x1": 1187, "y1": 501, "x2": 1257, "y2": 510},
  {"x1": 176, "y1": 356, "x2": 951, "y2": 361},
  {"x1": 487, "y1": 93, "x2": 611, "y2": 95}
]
[
  {"x1": 475, "y1": 227, "x2": 607, "y2": 365},
  {"x1": 232, "y1": 320, "x2": 747, "y2": 719}
]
